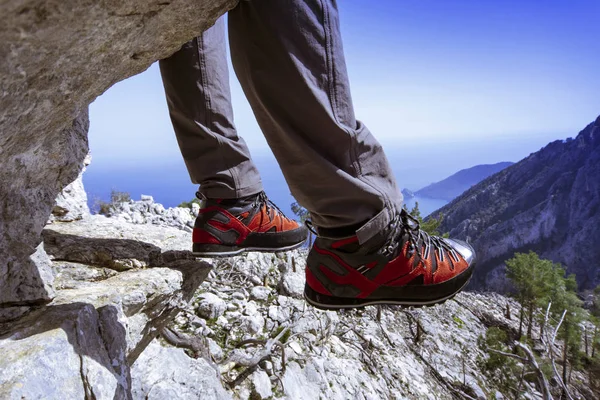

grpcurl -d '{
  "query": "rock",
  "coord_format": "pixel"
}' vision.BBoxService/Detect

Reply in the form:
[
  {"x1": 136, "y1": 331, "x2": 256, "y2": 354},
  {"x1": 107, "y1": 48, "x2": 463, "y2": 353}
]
[
  {"x1": 250, "y1": 286, "x2": 272, "y2": 301},
  {"x1": 42, "y1": 214, "x2": 192, "y2": 267},
  {"x1": 0, "y1": 262, "x2": 211, "y2": 399},
  {"x1": 51, "y1": 261, "x2": 118, "y2": 290},
  {"x1": 0, "y1": 0, "x2": 236, "y2": 310},
  {"x1": 197, "y1": 293, "x2": 227, "y2": 319},
  {"x1": 153, "y1": 203, "x2": 166, "y2": 215},
  {"x1": 51, "y1": 154, "x2": 92, "y2": 223},
  {"x1": 282, "y1": 362, "x2": 322, "y2": 400},
  {"x1": 240, "y1": 314, "x2": 265, "y2": 334},
  {"x1": 277, "y1": 257, "x2": 306, "y2": 299},
  {"x1": 0, "y1": 113, "x2": 87, "y2": 312},
  {"x1": 232, "y1": 291, "x2": 246, "y2": 300},
  {"x1": 251, "y1": 370, "x2": 272, "y2": 399},
  {"x1": 191, "y1": 202, "x2": 201, "y2": 216},
  {"x1": 207, "y1": 338, "x2": 224, "y2": 361},
  {"x1": 131, "y1": 340, "x2": 230, "y2": 400},
  {"x1": 279, "y1": 269, "x2": 305, "y2": 299},
  {"x1": 289, "y1": 341, "x2": 303, "y2": 355},
  {"x1": 108, "y1": 197, "x2": 198, "y2": 231}
]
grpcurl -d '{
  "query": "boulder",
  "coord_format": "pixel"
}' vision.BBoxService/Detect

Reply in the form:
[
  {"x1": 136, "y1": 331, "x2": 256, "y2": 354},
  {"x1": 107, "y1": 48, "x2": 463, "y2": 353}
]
[
  {"x1": 0, "y1": 0, "x2": 236, "y2": 309},
  {"x1": 131, "y1": 340, "x2": 230, "y2": 400}
]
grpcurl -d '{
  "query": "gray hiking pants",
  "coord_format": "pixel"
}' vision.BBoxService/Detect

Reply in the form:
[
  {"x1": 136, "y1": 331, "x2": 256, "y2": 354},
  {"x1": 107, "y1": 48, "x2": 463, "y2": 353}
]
[{"x1": 159, "y1": 0, "x2": 402, "y2": 244}]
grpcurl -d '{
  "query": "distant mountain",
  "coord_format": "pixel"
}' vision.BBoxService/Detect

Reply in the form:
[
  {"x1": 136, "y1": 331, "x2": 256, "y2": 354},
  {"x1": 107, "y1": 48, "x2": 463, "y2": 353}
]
[
  {"x1": 415, "y1": 162, "x2": 514, "y2": 201},
  {"x1": 401, "y1": 188, "x2": 415, "y2": 199},
  {"x1": 433, "y1": 116, "x2": 600, "y2": 291}
]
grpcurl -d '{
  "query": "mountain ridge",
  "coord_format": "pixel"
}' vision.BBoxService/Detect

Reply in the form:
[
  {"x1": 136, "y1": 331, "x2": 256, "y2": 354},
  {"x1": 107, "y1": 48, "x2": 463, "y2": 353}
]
[
  {"x1": 433, "y1": 115, "x2": 600, "y2": 291},
  {"x1": 415, "y1": 162, "x2": 514, "y2": 201}
]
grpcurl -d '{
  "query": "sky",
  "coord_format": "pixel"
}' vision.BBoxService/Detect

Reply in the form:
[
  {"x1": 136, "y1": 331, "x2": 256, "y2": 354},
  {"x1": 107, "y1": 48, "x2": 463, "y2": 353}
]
[{"x1": 87, "y1": 0, "x2": 600, "y2": 188}]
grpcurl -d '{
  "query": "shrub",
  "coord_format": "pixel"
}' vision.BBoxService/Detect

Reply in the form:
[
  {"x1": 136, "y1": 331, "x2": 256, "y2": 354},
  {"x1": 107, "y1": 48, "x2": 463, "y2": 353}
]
[
  {"x1": 94, "y1": 189, "x2": 131, "y2": 216},
  {"x1": 178, "y1": 198, "x2": 201, "y2": 209}
]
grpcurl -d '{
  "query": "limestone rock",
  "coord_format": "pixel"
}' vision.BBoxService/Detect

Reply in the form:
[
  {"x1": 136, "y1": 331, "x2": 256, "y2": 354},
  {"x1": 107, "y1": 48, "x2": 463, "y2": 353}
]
[
  {"x1": 106, "y1": 196, "x2": 199, "y2": 232},
  {"x1": 51, "y1": 154, "x2": 92, "y2": 222},
  {"x1": 0, "y1": 0, "x2": 236, "y2": 308},
  {"x1": 51, "y1": 261, "x2": 118, "y2": 290},
  {"x1": 131, "y1": 340, "x2": 230, "y2": 400},
  {"x1": 0, "y1": 204, "x2": 212, "y2": 398},
  {"x1": 0, "y1": 113, "x2": 87, "y2": 311},
  {"x1": 197, "y1": 293, "x2": 227, "y2": 319},
  {"x1": 42, "y1": 214, "x2": 192, "y2": 271},
  {"x1": 277, "y1": 256, "x2": 306, "y2": 299},
  {"x1": 0, "y1": 262, "x2": 211, "y2": 399},
  {"x1": 251, "y1": 370, "x2": 272, "y2": 399},
  {"x1": 250, "y1": 286, "x2": 272, "y2": 301}
]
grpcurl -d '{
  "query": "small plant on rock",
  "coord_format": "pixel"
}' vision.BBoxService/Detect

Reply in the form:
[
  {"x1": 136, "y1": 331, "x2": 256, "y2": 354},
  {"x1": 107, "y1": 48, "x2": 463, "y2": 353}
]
[
  {"x1": 94, "y1": 189, "x2": 131, "y2": 216},
  {"x1": 178, "y1": 197, "x2": 201, "y2": 209}
]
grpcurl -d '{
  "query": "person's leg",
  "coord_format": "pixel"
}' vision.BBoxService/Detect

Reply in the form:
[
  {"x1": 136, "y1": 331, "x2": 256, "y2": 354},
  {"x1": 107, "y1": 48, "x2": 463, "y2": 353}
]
[
  {"x1": 159, "y1": 17, "x2": 307, "y2": 255},
  {"x1": 159, "y1": 17, "x2": 263, "y2": 199},
  {"x1": 228, "y1": 0, "x2": 402, "y2": 246},
  {"x1": 228, "y1": 0, "x2": 475, "y2": 308}
]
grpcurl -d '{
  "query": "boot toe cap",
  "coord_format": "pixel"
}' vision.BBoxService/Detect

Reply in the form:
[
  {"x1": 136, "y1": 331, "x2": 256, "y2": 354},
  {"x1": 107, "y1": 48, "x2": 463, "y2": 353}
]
[{"x1": 443, "y1": 238, "x2": 476, "y2": 265}]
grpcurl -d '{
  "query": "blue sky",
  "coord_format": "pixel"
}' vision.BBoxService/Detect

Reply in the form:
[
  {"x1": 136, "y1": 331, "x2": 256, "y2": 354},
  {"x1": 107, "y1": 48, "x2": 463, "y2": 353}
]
[{"x1": 88, "y1": 0, "x2": 600, "y2": 181}]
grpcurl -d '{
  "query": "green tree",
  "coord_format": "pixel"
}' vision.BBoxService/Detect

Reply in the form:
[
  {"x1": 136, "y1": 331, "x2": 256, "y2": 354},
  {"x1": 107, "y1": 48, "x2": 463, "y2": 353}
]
[
  {"x1": 505, "y1": 251, "x2": 554, "y2": 340},
  {"x1": 552, "y1": 273, "x2": 584, "y2": 389},
  {"x1": 477, "y1": 327, "x2": 520, "y2": 396},
  {"x1": 291, "y1": 200, "x2": 312, "y2": 245},
  {"x1": 536, "y1": 262, "x2": 567, "y2": 340},
  {"x1": 404, "y1": 202, "x2": 447, "y2": 237},
  {"x1": 590, "y1": 285, "x2": 600, "y2": 359}
]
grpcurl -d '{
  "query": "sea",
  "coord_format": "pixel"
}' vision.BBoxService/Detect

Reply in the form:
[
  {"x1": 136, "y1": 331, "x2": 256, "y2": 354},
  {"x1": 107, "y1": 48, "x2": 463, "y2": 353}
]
[
  {"x1": 84, "y1": 155, "x2": 448, "y2": 220},
  {"x1": 84, "y1": 132, "x2": 565, "y2": 220}
]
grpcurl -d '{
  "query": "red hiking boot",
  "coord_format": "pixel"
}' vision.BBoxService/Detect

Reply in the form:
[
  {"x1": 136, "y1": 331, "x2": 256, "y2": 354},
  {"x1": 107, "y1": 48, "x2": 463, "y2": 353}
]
[
  {"x1": 192, "y1": 192, "x2": 307, "y2": 256},
  {"x1": 304, "y1": 209, "x2": 476, "y2": 309}
]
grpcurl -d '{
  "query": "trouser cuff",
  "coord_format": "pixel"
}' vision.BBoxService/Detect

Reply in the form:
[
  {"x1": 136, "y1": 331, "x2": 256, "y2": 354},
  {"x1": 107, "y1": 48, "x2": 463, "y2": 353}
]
[
  {"x1": 355, "y1": 206, "x2": 396, "y2": 245},
  {"x1": 197, "y1": 180, "x2": 264, "y2": 200}
]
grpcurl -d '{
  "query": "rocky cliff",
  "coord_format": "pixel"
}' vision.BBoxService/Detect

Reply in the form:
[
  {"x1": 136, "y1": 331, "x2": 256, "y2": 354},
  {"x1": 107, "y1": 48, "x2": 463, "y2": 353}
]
[
  {"x1": 434, "y1": 116, "x2": 600, "y2": 291},
  {"x1": 0, "y1": 0, "x2": 236, "y2": 319}
]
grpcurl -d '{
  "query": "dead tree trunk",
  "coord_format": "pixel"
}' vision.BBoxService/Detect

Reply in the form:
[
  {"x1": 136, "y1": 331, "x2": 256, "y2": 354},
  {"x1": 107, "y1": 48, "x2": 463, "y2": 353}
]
[
  {"x1": 562, "y1": 338, "x2": 569, "y2": 398},
  {"x1": 527, "y1": 301, "x2": 534, "y2": 340},
  {"x1": 518, "y1": 303, "x2": 525, "y2": 340}
]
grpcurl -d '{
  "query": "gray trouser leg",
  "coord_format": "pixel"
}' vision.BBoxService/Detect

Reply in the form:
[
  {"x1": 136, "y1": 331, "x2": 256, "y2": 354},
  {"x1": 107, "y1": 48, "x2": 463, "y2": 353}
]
[
  {"x1": 159, "y1": 17, "x2": 263, "y2": 199},
  {"x1": 228, "y1": 0, "x2": 402, "y2": 243}
]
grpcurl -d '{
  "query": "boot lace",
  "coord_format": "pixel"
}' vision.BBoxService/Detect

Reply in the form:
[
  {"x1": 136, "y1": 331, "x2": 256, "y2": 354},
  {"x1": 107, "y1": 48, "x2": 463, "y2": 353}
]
[
  {"x1": 380, "y1": 209, "x2": 460, "y2": 265},
  {"x1": 256, "y1": 192, "x2": 291, "y2": 222}
]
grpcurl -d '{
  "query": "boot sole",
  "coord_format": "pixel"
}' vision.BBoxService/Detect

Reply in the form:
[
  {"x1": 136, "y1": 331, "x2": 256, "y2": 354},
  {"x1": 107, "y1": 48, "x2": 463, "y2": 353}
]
[
  {"x1": 303, "y1": 267, "x2": 473, "y2": 310},
  {"x1": 192, "y1": 240, "x2": 306, "y2": 258}
]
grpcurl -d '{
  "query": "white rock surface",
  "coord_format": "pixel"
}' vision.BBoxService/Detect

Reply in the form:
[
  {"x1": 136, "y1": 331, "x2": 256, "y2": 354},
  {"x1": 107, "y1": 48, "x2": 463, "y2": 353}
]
[
  {"x1": 4, "y1": 193, "x2": 596, "y2": 399},
  {"x1": 131, "y1": 340, "x2": 230, "y2": 400},
  {"x1": 0, "y1": 213, "x2": 213, "y2": 399},
  {"x1": 51, "y1": 154, "x2": 92, "y2": 222},
  {"x1": 105, "y1": 196, "x2": 199, "y2": 232},
  {"x1": 251, "y1": 370, "x2": 272, "y2": 399},
  {"x1": 198, "y1": 293, "x2": 228, "y2": 319}
]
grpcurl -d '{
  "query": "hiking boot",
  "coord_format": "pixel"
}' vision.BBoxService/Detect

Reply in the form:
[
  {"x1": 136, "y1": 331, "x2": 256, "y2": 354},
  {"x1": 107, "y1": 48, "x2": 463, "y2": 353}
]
[
  {"x1": 192, "y1": 191, "x2": 308, "y2": 256},
  {"x1": 304, "y1": 209, "x2": 475, "y2": 309}
]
